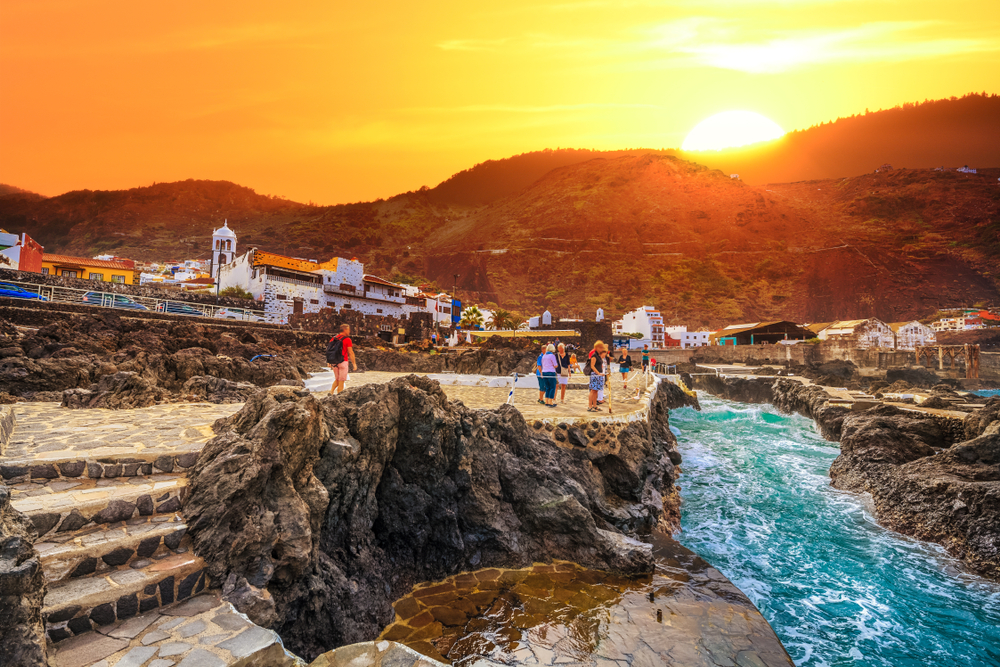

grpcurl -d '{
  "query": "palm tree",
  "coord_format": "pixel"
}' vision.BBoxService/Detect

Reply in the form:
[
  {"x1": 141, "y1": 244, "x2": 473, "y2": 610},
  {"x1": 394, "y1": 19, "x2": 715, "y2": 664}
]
[
  {"x1": 487, "y1": 308, "x2": 515, "y2": 330},
  {"x1": 460, "y1": 305, "x2": 485, "y2": 329}
]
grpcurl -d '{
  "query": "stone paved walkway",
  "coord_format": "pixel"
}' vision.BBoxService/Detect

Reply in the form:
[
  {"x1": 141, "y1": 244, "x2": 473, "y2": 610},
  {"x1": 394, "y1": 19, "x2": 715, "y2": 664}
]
[
  {"x1": 312, "y1": 370, "x2": 656, "y2": 423},
  {"x1": 4, "y1": 403, "x2": 240, "y2": 468}
]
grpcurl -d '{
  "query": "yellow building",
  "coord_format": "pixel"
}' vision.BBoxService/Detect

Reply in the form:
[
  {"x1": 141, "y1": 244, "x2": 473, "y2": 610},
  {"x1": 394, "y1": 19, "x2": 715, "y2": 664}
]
[{"x1": 41, "y1": 254, "x2": 138, "y2": 285}]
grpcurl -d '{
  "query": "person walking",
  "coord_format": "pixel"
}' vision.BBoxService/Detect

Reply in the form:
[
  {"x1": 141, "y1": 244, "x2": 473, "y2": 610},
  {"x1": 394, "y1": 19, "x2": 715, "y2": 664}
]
[
  {"x1": 617, "y1": 346, "x2": 633, "y2": 391},
  {"x1": 540, "y1": 344, "x2": 560, "y2": 407},
  {"x1": 588, "y1": 341, "x2": 607, "y2": 411},
  {"x1": 327, "y1": 324, "x2": 357, "y2": 394},
  {"x1": 556, "y1": 342, "x2": 571, "y2": 403},
  {"x1": 641, "y1": 344, "x2": 650, "y2": 373}
]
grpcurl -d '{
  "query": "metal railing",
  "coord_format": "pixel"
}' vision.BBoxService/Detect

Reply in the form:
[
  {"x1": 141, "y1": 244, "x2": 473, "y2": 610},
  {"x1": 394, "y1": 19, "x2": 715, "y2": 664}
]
[{"x1": 1, "y1": 280, "x2": 267, "y2": 322}]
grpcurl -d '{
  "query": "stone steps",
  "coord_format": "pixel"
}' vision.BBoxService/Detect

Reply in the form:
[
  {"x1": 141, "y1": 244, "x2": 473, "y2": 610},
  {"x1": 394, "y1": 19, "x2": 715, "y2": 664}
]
[
  {"x1": 10, "y1": 474, "x2": 187, "y2": 539},
  {"x1": 36, "y1": 518, "x2": 189, "y2": 584},
  {"x1": 46, "y1": 593, "x2": 301, "y2": 667},
  {"x1": 0, "y1": 450, "x2": 200, "y2": 485},
  {"x1": 44, "y1": 551, "x2": 209, "y2": 643}
]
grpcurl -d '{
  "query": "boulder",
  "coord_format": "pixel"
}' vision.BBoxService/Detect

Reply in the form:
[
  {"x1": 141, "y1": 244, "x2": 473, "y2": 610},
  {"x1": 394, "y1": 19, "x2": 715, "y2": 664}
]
[
  {"x1": 181, "y1": 375, "x2": 259, "y2": 404},
  {"x1": 885, "y1": 366, "x2": 941, "y2": 389},
  {"x1": 965, "y1": 397, "x2": 1000, "y2": 441},
  {"x1": 186, "y1": 376, "x2": 684, "y2": 660},
  {"x1": 0, "y1": 484, "x2": 47, "y2": 666},
  {"x1": 62, "y1": 372, "x2": 166, "y2": 409}
]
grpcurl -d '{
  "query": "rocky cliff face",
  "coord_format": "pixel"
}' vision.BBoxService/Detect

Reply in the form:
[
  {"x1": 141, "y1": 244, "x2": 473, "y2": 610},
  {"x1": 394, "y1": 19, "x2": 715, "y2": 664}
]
[
  {"x1": 0, "y1": 484, "x2": 47, "y2": 666},
  {"x1": 695, "y1": 376, "x2": 1000, "y2": 580},
  {"x1": 831, "y1": 405, "x2": 999, "y2": 578},
  {"x1": 184, "y1": 377, "x2": 691, "y2": 660},
  {"x1": 354, "y1": 347, "x2": 538, "y2": 377}
]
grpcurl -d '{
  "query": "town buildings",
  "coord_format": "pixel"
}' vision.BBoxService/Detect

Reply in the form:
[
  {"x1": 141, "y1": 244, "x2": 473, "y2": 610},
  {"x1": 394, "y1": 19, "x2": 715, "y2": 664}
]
[
  {"x1": 809, "y1": 319, "x2": 895, "y2": 349},
  {"x1": 613, "y1": 306, "x2": 667, "y2": 347},
  {"x1": 710, "y1": 321, "x2": 814, "y2": 346},
  {"x1": 40, "y1": 254, "x2": 138, "y2": 285},
  {"x1": 889, "y1": 321, "x2": 937, "y2": 350},
  {"x1": 932, "y1": 316, "x2": 983, "y2": 332}
]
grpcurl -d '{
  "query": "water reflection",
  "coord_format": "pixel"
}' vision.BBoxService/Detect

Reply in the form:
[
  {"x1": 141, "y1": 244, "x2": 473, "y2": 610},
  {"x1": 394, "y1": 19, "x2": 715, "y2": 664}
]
[{"x1": 380, "y1": 535, "x2": 793, "y2": 667}]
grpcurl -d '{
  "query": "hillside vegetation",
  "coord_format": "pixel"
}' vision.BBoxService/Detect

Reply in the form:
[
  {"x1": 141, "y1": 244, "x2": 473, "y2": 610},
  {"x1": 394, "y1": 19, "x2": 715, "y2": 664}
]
[{"x1": 1, "y1": 95, "x2": 998, "y2": 327}]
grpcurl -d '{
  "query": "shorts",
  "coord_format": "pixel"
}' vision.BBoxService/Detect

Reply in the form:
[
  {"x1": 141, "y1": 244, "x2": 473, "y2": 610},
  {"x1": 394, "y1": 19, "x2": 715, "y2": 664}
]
[
  {"x1": 589, "y1": 374, "x2": 605, "y2": 391},
  {"x1": 557, "y1": 375, "x2": 569, "y2": 385},
  {"x1": 332, "y1": 361, "x2": 350, "y2": 383},
  {"x1": 620, "y1": 367, "x2": 631, "y2": 375}
]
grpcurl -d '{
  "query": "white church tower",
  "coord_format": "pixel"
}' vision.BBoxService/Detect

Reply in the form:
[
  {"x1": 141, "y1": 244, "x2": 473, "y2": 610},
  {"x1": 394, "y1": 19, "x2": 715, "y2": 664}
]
[{"x1": 210, "y1": 220, "x2": 237, "y2": 279}]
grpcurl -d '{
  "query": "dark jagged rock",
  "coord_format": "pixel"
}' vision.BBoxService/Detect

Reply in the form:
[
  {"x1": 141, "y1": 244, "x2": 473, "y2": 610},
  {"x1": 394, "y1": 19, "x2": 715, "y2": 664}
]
[
  {"x1": 0, "y1": 313, "x2": 325, "y2": 401},
  {"x1": 62, "y1": 371, "x2": 166, "y2": 409},
  {"x1": 885, "y1": 366, "x2": 941, "y2": 389},
  {"x1": 181, "y1": 375, "x2": 259, "y2": 404},
  {"x1": 690, "y1": 375, "x2": 775, "y2": 404},
  {"x1": 771, "y1": 379, "x2": 849, "y2": 441},
  {"x1": 186, "y1": 377, "x2": 685, "y2": 660},
  {"x1": 0, "y1": 484, "x2": 47, "y2": 666},
  {"x1": 965, "y1": 397, "x2": 1000, "y2": 440},
  {"x1": 831, "y1": 407, "x2": 1000, "y2": 578},
  {"x1": 354, "y1": 346, "x2": 538, "y2": 377}
]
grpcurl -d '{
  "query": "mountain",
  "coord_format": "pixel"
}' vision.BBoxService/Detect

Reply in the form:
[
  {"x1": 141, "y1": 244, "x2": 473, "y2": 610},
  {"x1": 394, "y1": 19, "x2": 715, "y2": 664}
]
[
  {"x1": 1, "y1": 94, "x2": 998, "y2": 326},
  {"x1": 681, "y1": 93, "x2": 1000, "y2": 184},
  {"x1": 0, "y1": 183, "x2": 45, "y2": 200}
]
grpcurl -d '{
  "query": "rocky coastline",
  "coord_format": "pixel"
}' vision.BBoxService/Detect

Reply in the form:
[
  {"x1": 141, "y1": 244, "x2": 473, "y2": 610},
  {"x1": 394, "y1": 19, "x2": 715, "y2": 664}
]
[
  {"x1": 692, "y1": 375, "x2": 1000, "y2": 580},
  {"x1": 183, "y1": 376, "x2": 699, "y2": 660}
]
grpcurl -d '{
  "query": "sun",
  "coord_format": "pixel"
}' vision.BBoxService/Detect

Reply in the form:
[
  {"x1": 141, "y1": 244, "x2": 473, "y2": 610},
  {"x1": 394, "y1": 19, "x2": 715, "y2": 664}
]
[{"x1": 681, "y1": 110, "x2": 785, "y2": 151}]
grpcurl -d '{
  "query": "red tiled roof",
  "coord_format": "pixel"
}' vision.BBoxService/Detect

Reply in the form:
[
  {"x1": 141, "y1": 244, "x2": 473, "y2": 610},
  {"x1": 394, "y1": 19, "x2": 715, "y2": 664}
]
[
  {"x1": 43, "y1": 254, "x2": 134, "y2": 271},
  {"x1": 363, "y1": 274, "x2": 402, "y2": 288}
]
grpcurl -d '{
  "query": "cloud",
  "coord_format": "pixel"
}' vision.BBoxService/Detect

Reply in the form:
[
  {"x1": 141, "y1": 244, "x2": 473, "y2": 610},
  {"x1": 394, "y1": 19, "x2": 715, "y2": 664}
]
[
  {"x1": 437, "y1": 38, "x2": 509, "y2": 51},
  {"x1": 672, "y1": 21, "x2": 996, "y2": 73},
  {"x1": 403, "y1": 103, "x2": 663, "y2": 114}
]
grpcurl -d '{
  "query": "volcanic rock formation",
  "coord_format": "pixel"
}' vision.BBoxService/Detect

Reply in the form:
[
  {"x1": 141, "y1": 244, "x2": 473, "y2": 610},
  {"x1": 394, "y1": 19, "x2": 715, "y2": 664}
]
[
  {"x1": 0, "y1": 483, "x2": 47, "y2": 666},
  {"x1": 184, "y1": 376, "x2": 695, "y2": 660}
]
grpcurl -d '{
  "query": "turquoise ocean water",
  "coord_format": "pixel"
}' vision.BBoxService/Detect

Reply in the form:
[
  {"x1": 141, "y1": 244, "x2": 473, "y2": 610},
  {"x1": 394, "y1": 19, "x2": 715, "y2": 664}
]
[{"x1": 671, "y1": 395, "x2": 1000, "y2": 667}]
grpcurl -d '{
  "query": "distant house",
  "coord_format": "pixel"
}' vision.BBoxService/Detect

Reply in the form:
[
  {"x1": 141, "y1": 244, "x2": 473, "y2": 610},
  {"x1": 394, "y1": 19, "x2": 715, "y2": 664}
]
[
  {"x1": 933, "y1": 316, "x2": 983, "y2": 332},
  {"x1": 889, "y1": 321, "x2": 936, "y2": 350},
  {"x1": 41, "y1": 254, "x2": 137, "y2": 285},
  {"x1": 730, "y1": 174, "x2": 740, "y2": 180},
  {"x1": 957, "y1": 165, "x2": 977, "y2": 174},
  {"x1": 0, "y1": 230, "x2": 43, "y2": 273},
  {"x1": 616, "y1": 306, "x2": 667, "y2": 347},
  {"x1": 875, "y1": 163, "x2": 893, "y2": 173},
  {"x1": 710, "y1": 321, "x2": 814, "y2": 346},
  {"x1": 812, "y1": 319, "x2": 894, "y2": 349}
]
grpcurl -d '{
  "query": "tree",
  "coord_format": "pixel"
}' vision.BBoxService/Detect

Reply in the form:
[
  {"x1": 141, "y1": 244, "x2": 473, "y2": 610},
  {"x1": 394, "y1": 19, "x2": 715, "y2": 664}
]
[
  {"x1": 460, "y1": 305, "x2": 485, "y2": 329},
  {"x1": 487, "y1": 308, "x2": 516, "y2": 330},
  {"x1": 219, "y1": 286, "x2": 253, "y2": 300}
]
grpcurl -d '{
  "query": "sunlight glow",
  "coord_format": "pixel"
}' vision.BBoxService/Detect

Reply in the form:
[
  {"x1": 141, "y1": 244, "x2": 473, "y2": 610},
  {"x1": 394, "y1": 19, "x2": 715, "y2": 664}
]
[{"x1": 681, "y1": 110, "x2": 786, "y2": 151}]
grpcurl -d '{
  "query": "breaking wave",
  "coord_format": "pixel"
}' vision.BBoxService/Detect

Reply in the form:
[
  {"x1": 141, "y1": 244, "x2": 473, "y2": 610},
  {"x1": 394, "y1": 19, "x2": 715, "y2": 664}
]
[{"x1": 671, "y1": 395, "x2": 1000, "y2": 667}]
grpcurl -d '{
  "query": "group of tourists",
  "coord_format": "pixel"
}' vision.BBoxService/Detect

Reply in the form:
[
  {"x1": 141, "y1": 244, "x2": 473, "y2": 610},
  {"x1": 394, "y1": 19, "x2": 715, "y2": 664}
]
[{"x1": 536, "y1": 340, "x2": 652, "y2": 412}]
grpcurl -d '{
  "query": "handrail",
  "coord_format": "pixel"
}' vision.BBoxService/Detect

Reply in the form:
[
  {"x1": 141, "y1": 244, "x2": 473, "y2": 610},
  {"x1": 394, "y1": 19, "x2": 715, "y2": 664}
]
[{"x1": 1, "y1": 279, "x2": 267, "y2": 322}]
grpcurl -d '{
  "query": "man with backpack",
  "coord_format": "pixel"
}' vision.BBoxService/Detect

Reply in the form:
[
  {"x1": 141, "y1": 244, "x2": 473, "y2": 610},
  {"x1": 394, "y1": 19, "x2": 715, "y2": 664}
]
[{"x1": 327, "y1": 324, "x2": 357, "y2": 394}]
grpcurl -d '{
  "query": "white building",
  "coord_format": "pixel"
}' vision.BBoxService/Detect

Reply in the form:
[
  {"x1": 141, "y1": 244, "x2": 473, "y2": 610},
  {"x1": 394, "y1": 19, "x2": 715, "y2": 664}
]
[
  {"x1": 209, "y1": 221, "x2": 237, "y2": 279},
  {"x1": 615, "y1": 306, "x2": 666, "y2": 347},
  {"x1": 889, "y1": 321, "x2": 936, "y2": 350},
  {"x1": 219, "y1": 248, "x2": 430, "y2": 324},
  {"x1": 680, "y1": 331, "x2": 711, "y2": 348},
  {"x1": 812, "y1": 319, "x2": 895, "y2": 349},
  {"x1": 932, "y1": 316, "x2": 982, "y2": 332}
]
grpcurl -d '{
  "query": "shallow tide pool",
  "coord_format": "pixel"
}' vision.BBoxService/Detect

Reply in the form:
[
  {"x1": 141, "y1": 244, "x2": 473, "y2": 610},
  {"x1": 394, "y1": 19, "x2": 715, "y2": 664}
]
[{"x1": 671, "y1": 395, "x2": 1000, "y2": 667}]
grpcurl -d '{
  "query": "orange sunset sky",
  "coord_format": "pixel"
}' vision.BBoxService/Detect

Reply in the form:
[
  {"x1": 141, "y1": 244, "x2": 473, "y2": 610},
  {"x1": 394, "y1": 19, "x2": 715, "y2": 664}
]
[{"x1": 2, "y1": 0, "x2": 999, "y2": 205}]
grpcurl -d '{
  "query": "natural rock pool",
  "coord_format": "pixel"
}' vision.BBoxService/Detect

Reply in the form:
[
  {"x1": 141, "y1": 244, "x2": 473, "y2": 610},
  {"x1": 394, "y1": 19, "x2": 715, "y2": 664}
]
[
  {"x1": 379, "y1": 537, "x2": 792, "y2": 666},
  {"x1": 670, "y1": 395, "x2": 1000, "y2": 666}
]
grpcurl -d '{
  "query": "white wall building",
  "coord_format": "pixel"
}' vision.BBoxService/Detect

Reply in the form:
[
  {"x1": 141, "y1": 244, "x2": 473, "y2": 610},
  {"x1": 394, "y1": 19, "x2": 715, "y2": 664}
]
[
  {"x1": 815, "y1": 319, "x2": 895, "y2": 349},
  {"x1": 680, "y1": 331, "x2": 711, "y2": 348},
  {"x1": 209, "y1": 221, "x2": 237, "y2": 279},
  {"x1": 889, "y1": 321, "x2": 936, "y2": 350},
  {"x1": 616, "y1": 306, "x2": 666, "y2": 347}
]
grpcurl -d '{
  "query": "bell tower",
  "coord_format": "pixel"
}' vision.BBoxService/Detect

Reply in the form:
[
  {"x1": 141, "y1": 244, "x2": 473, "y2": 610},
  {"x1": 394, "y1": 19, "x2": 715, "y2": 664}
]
[{"x1": 210, "y1": 220, "x2": 237, "y2": 279}]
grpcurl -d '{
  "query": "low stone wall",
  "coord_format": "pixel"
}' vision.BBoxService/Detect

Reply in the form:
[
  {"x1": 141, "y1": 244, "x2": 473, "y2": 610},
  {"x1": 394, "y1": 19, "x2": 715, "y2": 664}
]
[
  {"x1": 289, "y1": 308, "x2": 434, "y2": 341},
  {"x1": 0, "y1": 405, "x2": 14, "y2": 456}
]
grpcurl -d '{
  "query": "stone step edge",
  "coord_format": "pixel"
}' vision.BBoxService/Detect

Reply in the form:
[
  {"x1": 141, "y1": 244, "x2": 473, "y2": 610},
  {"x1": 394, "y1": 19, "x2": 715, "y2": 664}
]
[
  {"x1": 1, "y1": 450, "x2": 201, "y2": 484},
  {"x1": 16, "y1": 478, "x2": 187, "y2": 540},
  {"x1": 44, "y1": 554, "x2": 209, "y2": 643},
  {"x1": 39, "y1": 520, "x2": 190, "y2": 585}
]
